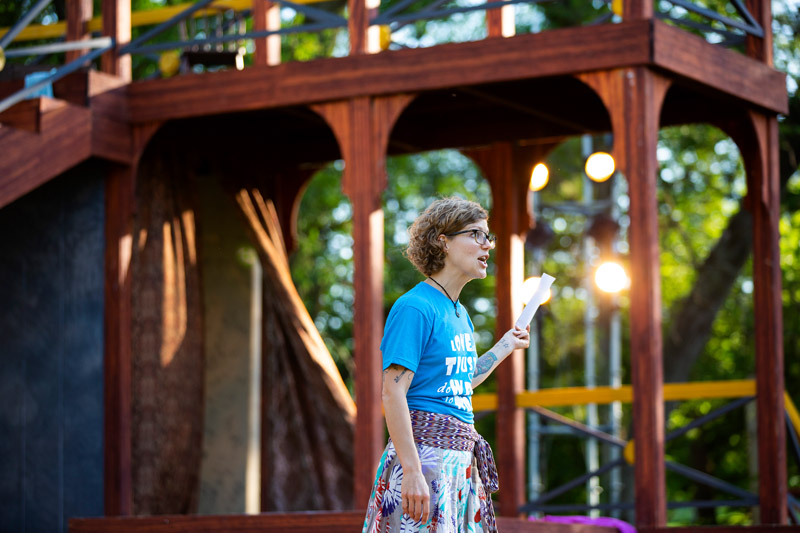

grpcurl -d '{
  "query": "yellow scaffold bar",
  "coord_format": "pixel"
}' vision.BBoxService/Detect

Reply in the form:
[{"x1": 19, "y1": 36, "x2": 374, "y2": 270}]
[
  {"x1": 472, "y1": 379, "x2": 758, "y2": 412},
  {"x1": 1, "y1": 0, "x2": 325, "y2": 44}
]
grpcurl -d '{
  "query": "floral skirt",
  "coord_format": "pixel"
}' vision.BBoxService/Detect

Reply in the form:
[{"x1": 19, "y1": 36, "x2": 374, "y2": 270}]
[{"x1": 362, "y1": 440, "x2": 490, "y2": 533}]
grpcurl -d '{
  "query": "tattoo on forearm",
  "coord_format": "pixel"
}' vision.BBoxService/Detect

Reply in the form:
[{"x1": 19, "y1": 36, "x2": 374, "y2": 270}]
[
  {"x1": 394, "y1": 368, "x2": 409, "y2": 383},
  {"x1": 475, "y1": 351, "x2": 498, "y2": 376}
]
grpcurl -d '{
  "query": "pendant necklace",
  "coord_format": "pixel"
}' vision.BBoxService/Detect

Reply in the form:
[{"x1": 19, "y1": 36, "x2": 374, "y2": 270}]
[{"x1": 428, "y1": 277, "x2": 460, "y2": 317}]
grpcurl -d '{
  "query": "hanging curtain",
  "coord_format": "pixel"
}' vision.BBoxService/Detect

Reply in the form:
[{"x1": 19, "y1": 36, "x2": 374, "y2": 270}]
[
  {"x1": 130, "y1": 145, "x2": 204, "y2": 515},
  {"x1": 235, "y1": 188, "x2": 356, "y2": 511}
]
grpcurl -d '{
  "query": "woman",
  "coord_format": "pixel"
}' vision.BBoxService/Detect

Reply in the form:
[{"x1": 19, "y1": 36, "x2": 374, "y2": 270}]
[{"x1": 362, "y1": 197, "x2": 530, "y2": 533}]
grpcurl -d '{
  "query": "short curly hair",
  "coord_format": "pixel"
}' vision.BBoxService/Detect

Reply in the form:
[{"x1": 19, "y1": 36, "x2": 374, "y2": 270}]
[{"x1": 405, "y1": 197, "x2": 489, "y2": 277}]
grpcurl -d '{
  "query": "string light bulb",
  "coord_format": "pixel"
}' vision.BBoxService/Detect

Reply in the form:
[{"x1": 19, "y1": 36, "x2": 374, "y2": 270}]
[
  {"x1": 529, "y1": 163, "x2": 549, "y2": 192},
  {"x1": 595, "y1": 261, "x2": 629, "y2": 293},
  {"x1": 585, "y1": 152, "x2": 615, "y2": 183}
]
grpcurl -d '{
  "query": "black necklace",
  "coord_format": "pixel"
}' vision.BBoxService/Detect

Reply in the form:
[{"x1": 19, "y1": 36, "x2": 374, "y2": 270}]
[{"x1": 428, "y1": 277, "x2": 460, "y2": 317}]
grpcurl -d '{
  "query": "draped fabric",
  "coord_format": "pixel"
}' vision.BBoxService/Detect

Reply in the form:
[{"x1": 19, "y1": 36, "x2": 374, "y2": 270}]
[
  {"x1": 235, "y1": 189, "x2": 356, "y2": 511},
  {"x1": 131, "y1": 147, "x2": 204, "y2": 515}
]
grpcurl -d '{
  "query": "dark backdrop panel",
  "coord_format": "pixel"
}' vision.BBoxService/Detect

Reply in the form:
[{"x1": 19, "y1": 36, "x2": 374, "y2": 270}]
[{"x1": 0, "y1": 161, "x2": 105, "y2": 533}]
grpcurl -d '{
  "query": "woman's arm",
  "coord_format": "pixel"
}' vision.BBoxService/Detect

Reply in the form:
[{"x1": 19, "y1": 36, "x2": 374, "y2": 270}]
[
  {"x1": 382, "y1": 364, "x2": 430, "y2": 524},
  {"x1": 471, "y1": 325, "x2": 530, "y2": 388}
]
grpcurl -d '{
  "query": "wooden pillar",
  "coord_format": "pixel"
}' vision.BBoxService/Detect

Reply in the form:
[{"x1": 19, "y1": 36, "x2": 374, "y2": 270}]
[
  {"x1": 67, "y1": 0, "x2": 92, "y2": 63},
  {"x1": 313, "y1": 94, "x2": 414, "y2": 507},
  {"x1": 104, "y1": 162, "x2": 135, "y2": 516},
  {"x1": 622, "y1": 0, "x2": 653, "y2": 19},
  {"x1": 253, "y1": 0, "x2": 281, "y2": 66},
  {"x1": 103, "y1": 123, "x2": 159, "y2": 516},
  {"x1": 623, "y1": 67, "x2": 666, "y2": 529},
  {"x1": 101, "y1": 0, "x2": 132, "y2": 81},
  {"x1": 348, "y1": 0, "x2": 380, "y2": 54},
  {"x1": 745, "y1": 0, "x2": 773, "y2": 66},
  {"x1": 486, "y1": 0, "x2": 514, "y2": 38},
  {"x1": 464, "y1": 143, "x2": 531, "y2": 516},
  {"x1": 748, "y1": 110, "x2": 787, "y2": 525},
  {"x1": 579, "y1": 68, "x2": 670, "y2": 527}
]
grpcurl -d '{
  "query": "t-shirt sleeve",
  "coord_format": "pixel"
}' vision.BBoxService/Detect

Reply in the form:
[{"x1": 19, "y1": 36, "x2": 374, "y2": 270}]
[{"x1": 380, "y1": 302, "x2": 431, "y2": 373}]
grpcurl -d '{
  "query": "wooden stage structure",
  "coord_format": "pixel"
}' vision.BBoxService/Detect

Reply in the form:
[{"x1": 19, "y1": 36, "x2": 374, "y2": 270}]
[{"x1": 0, "y1": 0, "x2": 793, "y2": 530}]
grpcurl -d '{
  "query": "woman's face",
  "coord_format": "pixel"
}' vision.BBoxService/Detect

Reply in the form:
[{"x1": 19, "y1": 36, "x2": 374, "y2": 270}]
[{"x1": 441, "y1": 219, "x2": 494, "y2": 280}]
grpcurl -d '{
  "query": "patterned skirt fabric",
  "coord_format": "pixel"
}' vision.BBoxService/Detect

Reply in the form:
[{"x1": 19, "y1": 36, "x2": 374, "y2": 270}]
[{"x1": 362, "y1": 441, "x2": 490, "y2": 532}]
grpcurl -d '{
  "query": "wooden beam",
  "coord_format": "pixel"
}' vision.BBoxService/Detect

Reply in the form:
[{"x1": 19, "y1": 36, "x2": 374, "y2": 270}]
[
  {"x1": 101, "y1": 0, "x2": 132, "y2": 81},
  {"x1": 67, "y1": 0, "x2": 93, "y2": 63},
  {"x1": 89, "y1": 71, "x2": 133, "y2": 164},
  {"x1": 747, "y1": 110, "x2": 787, "y2": 525},
  {"x1": 0, "y1": 99, "x2": 91, "y2": 210},
  {"x1": 102, "y1": 121, "x2": 159, "y2": 517},
  {"x1": 745, "y1": 0, "x2": 773, "y2": 66},
  {"x1": 623, "y1": 0, "x2": 652, "y2": 19},
  {"x1": 348, "y1": 0, "x2": 379, "y2": 54},
  {"x1": 312, "y1": 94, "x2": 413, "y2": 507},
  {"x1": 652, "y1": 20, "x2": 787, "y2": 114},
  {"x1": 0, "y1": 98, "x2": 46, "y2": 132},
  {"x1": 486, "y1": 0, "x2": 514, "y2": 38},
  {"x1": 463, "y1": 143, "x2": 531, "y2": 517},
  {"x1": 103, "y1": 163, "x2": 136, "y2": 516},
  {"x1": 127, "y1": 21, "x2": 652, "y2": 122},
  {"x1": 253, "y1": 0, "x2": 281, "y2": 66},
  {"x1": 69, "y1": 512, "x2": 618, "y2": 532},
  {"x1": 622, "y1": 67, "x2": 667, "y2": 529}
]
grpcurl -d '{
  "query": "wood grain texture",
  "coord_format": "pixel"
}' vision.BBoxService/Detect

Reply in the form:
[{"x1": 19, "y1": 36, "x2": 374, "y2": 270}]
[
  {"x1": 104, "y1": 163, "x2": 136, "y2": 516},
  {"x1": 101, "y1": 0, "x2": 132, "y2": 81},
  {"x1": 67, "y1": 0, "x2": 93, "y2": 64},
  {"x1": 89, "y1": 74, "x2": 132, "y2": 164},
  {"x1": 463, "y1": 142, "x2": 528, "y2": 516},
  {"x1": 70, "y1": 512, "x2": 618, "y2": 532},
  {"x1": 621, "y1": 67, "x2": 667, "y2": 528},
  {"x1": 623, "y1": 0, "x2": 652, "y2": 19},
  {"x1": 127, "y1": 21, "x2": 652, "y2": 123},
  {"x1": 0, "y1": 98, "x2": 91, "y2": 210},
  {"x1": 312, "y1": 95, "x2": 413, "y2": 506},
  {"x1": 253, "y1": 0, "x2": 281, "y2": 67},
  {"x1": 746, "y1": 110, "x2": 788, "y2": 525},
  {"x1": 652, "y1": 20, "x2": 787, "y2": 114},
  {"x1": 0, "y1": 98, "x2": 44, "y2": 132},
  {"x1": 486, "y1": 0, "x2": 514, "y2": 38},
  {"x1": 745, "y1": 0, "x2": 773, "y2": 66}
]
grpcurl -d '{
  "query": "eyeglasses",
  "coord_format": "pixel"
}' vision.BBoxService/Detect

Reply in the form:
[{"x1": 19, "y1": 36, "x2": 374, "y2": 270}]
[{"x1": 446, "y1": 229, "x2": 497, "y2": 247}]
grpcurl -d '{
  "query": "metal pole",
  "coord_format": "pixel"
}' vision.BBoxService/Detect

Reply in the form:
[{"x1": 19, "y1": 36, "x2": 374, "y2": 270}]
[
  {"x1": 608, "y1": 171, "x2": 623, "y2": 517},
  {"x1": 0, "y1": 0, "x2": 53, "y2": 49},
  {"x1": 582, "y1": 135, "x2": 600, "y2": 517},
  {"x1": 4, "y1": 36, "x2": 112, "y2": 57},
  {"x1": 526, "y1": 189, "x2": 544, "y2": 514}
]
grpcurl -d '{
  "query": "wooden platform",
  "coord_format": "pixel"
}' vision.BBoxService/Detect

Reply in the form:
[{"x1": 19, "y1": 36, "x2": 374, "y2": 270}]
[{"x1": 69, "y1": 511, "x2": 621, "y2": 532}]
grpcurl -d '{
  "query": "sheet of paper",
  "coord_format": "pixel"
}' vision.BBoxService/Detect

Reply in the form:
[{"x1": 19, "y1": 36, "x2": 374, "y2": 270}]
[{"x1": 515, "y1": 273, "x2": 555, "y2": 329}]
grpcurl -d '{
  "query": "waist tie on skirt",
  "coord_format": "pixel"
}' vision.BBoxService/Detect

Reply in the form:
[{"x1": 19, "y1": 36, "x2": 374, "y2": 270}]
[{"x1": 408, "y1": 409, "x2": 499, "y2": 532}]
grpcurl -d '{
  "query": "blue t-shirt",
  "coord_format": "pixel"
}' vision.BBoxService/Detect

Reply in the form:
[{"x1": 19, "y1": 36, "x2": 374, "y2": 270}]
[{"x1": 381, "y1": 282, "x2": 477, "y2": 424}]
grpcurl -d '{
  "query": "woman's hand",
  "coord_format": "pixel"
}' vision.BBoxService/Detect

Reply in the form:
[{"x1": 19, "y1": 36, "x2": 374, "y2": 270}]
[
  {"x1": 499, "y1": 324, "x2": 530, "y2": 353},
  {"x1": 382, "y1": 364, "x2": 430, "y2": 524},
  {"x1": 402, "y1": 469, "x2": 430, "y2": 524},
  {"x1": 472, "y1": 325, "x2": 531, "y2": 387}
]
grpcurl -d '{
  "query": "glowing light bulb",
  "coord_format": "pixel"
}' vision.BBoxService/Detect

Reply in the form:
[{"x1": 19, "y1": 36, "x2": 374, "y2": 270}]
[
  {"x1": 595, "y1": 261, "x2": 628, "y2": 293},
  {"x1": 585, "y1": 152, "x2": 615, "y2": 183},
  {"x1": 522, "y1": 276, "x2": 552, "y2": 304},
  {"x1": 529, "y1": 163, "x2": 549, "y2": 192}
]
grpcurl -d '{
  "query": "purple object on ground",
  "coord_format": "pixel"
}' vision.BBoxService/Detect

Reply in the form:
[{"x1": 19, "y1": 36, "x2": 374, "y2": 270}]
[{"x1": 530, "y1": 515, "x2": 636, "y2": 533}]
